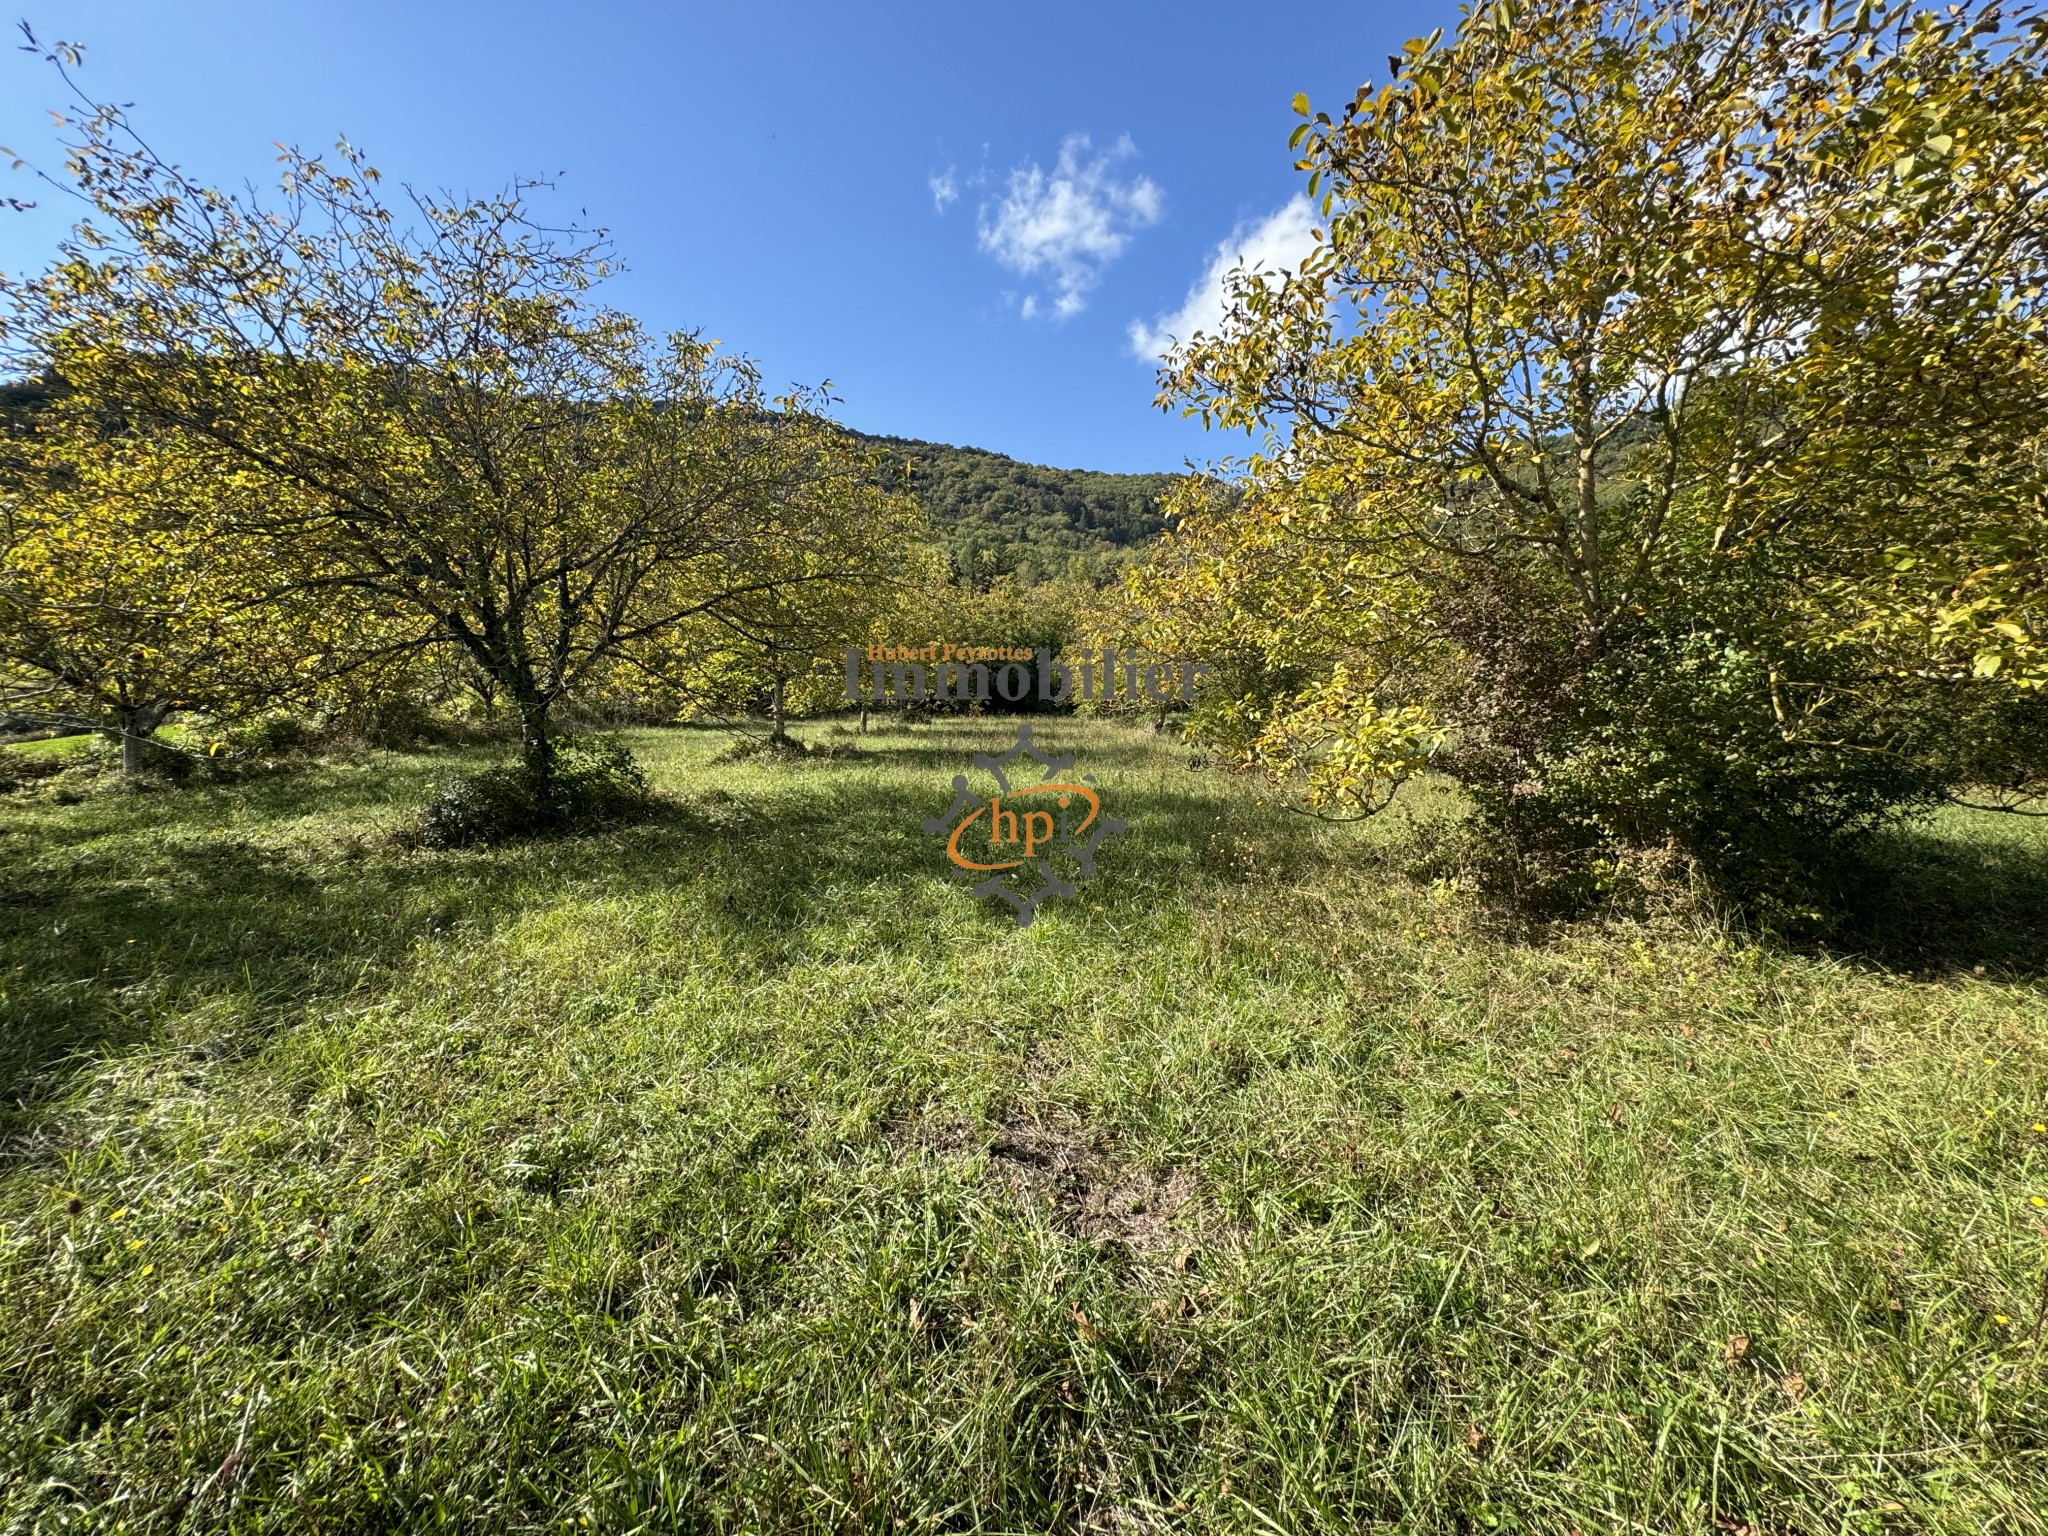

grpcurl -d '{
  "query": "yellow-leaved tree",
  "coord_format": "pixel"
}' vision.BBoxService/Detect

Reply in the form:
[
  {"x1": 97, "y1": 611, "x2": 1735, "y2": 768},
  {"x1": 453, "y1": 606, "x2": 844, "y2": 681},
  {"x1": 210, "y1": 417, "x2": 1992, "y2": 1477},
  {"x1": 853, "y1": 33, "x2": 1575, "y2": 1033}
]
[
  {"x1": 2, "y1": 37, "x2": 921, "y2": 792},
  {"x1": 0, "y1": 389, "x2": 374, "y2": 774},
  {"x1": 1133, "y1": 0, "x2": 2048, "y2": 910}
]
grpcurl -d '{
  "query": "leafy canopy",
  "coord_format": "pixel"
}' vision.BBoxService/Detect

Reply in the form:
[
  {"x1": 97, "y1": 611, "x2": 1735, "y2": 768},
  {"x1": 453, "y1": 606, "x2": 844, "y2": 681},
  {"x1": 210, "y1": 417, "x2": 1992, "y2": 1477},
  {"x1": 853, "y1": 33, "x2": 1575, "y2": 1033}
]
[
  {"x1": 1, "y1": 41, "x2": 925, "y2": 775},
  {"x1": 1134, "y1": 0, "x2": 2048, "y2": 904}
]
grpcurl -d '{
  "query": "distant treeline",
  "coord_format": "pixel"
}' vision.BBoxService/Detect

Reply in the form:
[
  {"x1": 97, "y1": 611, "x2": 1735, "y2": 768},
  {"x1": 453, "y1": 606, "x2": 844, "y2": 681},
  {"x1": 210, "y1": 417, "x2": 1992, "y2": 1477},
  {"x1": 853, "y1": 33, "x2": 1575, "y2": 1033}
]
[
  {"x1": 4, "y1": 380, "x2": 1177, "y2": 592},
  {"x1": 857, "y1": 434, "x2": 1177, "y2": 587}
]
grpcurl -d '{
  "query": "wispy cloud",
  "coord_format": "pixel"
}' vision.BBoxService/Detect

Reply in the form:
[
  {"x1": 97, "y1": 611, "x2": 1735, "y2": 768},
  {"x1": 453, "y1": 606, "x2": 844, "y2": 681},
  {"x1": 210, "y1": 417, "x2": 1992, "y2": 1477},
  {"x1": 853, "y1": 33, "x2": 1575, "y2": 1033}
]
[
  {"x1": 977, "y1": 133, "x2": 1162, "y2": 321},
  {"x1": 1128, "y1": 195, "x2": 1317, "y2": 360},
  {"x1": 928, "y1": 167, "x2": 958, "y2": 214}
]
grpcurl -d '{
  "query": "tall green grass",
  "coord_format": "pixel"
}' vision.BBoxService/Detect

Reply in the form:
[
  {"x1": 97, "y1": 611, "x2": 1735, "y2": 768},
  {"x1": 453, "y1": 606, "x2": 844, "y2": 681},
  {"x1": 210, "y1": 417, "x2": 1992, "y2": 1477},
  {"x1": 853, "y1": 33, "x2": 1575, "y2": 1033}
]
[{"x1": 1, "y1": 720, "x2": 2043, "y2": 1533}]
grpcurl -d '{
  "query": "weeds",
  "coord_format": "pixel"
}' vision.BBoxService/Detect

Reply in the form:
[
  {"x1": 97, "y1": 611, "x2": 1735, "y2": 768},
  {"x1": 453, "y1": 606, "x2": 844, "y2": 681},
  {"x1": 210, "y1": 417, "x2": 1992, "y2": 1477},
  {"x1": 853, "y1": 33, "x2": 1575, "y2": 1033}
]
[{"x1": 0, "y1": 721, "x2": 2043, "y2": 1532}]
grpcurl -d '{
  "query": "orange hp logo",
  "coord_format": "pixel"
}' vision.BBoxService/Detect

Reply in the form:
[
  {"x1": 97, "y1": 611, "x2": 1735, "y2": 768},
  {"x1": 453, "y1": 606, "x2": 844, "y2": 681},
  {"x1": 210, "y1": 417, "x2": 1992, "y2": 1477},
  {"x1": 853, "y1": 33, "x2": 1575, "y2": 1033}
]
[
  {"x1": 946, "y1": 783, "x2": 1101, "y2": 869},
  {"x1": 924, "y1": 725, "x2": 1126, "y2": 926}
]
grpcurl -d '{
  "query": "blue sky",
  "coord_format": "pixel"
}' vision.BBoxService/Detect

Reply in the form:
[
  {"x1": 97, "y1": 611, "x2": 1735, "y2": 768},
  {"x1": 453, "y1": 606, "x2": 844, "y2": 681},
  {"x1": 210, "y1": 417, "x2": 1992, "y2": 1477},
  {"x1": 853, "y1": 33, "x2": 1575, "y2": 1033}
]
[{"x1": 0, "y1": 1, "x2": 1456, "y2": 473}]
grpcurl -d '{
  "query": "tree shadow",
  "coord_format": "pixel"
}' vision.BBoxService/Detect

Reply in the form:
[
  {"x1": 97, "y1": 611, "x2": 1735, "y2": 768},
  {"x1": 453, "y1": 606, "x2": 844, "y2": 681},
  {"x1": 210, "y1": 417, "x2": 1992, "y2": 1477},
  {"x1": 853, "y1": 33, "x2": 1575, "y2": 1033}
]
[
  {"x1": 0, "y1": 755, "x2": 1325, "y2": 1134},
  {"x1": 617, "y1": 769, "x2": 1328, "y2": 953},
  {"x1": 1, "y1": 826, "x2": 479, "y2": 1128},
  {"x1": 1818, "y1": 811, "x2": 2048, "y2": 980}
]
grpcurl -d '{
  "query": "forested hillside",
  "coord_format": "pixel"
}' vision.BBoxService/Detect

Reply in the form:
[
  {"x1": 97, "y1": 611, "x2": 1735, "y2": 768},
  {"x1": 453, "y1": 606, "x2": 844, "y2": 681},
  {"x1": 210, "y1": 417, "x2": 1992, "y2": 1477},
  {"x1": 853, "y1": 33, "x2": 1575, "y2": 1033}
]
[
  {"x1": 3, "y1": 376, "x2": 1171, "y2": 592},
  {"x1": 859, "y1": 433, "x2": 1178, "y2": 586}
]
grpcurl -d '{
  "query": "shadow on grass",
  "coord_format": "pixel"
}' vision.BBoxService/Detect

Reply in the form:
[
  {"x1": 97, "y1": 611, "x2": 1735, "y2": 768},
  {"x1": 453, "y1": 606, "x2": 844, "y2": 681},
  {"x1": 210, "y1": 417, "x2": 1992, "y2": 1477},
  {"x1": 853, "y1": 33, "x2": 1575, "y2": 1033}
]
[
  {"x1": 0, "y1": 753, "x2": 1328, "y2": 1131},
  {"x1": 632, "y1": 772, "x2": 1334, "y2": 951},
  {"x1": 13, "y1": 724, "x2": 2043, "y2": 1135},
  {"x1": 1821, "y1": 811, "x2": 2048, "y2": 980}
]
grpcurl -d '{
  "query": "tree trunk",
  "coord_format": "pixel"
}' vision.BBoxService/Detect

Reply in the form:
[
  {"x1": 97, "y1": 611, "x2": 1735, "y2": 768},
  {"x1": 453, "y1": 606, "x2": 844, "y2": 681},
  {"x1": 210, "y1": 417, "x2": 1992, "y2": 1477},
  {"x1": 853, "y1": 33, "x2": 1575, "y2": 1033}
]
[
  {"x1": 517, "y1": 698, "x2": 554, "y2": 786},
  {"x1": 859, "y1": 704, "x2": 868, "y2": 734},
  {"x1": 770, "y1": 675, "x2": 787, "y2": 743},
  {"x1": 117, "y1": 701, "x2": 171, "y2": 780}
]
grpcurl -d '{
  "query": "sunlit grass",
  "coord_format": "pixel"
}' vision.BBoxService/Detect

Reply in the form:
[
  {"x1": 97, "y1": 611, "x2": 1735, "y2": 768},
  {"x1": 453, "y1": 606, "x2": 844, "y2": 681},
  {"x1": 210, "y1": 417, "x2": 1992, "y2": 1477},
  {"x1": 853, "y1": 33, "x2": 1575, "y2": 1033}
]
[
  {"x1": 0, "y1": 731, "x2": 91, "y2": 758},
  {"x1": 1, "y1": 719, "x2": 2044, "y2": 1533}
]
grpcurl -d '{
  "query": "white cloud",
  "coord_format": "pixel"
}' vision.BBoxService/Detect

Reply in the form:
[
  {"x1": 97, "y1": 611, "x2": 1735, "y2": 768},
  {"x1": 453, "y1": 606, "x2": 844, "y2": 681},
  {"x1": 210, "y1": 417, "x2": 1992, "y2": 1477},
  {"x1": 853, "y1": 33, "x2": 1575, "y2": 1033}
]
[
  {"x1": 929, "y1": 168, "x2": 958, "y2": 214},
  {"x1": 976, "y1": 133, "x2": 1162, "y2": 321},
  {"x1": 1128, "y1": 195, "x2": 1318, "y2": 360}
]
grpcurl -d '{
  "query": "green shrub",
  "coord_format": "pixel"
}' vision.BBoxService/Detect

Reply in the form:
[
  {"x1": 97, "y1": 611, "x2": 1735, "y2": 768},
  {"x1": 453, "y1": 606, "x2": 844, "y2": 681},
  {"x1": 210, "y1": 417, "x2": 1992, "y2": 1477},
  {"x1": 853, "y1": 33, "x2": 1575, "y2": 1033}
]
[
  {"x1": 324, "y1": 694, "x2": 479, "y2": 751},
  {"x1": 416, "y1": 735, "x2": 653, "y2": 848},
  {"x1": 221, "y1": 713, "x2": 318, "y2": 759},
  {"x1": 710, "y1": 731, "x2": 860, "y2": 765},
  {"x1": 1441, "y1": 628, "x2": 1959, "y2": 920},
  {"x1": 0, "y1": 741, "x2": 85, "y2": 792}
]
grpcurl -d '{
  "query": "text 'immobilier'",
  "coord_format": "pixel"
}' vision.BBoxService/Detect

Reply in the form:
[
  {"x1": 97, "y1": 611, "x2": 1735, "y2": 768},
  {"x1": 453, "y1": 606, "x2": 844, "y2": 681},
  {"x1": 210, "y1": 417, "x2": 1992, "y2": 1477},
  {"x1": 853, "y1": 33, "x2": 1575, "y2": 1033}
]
[{"x1": 844, "y1": 646, "x2": 1207, "y2": 704}]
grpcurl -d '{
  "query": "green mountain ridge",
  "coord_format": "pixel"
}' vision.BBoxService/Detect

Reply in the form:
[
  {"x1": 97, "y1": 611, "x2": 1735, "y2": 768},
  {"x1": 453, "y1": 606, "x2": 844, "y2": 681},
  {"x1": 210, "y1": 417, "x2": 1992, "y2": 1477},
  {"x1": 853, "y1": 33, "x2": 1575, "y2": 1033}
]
[
  {"x1": 6, "y1": 374, "x2": 1180, "y2": 589},
  {"x1": 855, "y1": 432, "x2": 1180, "y2": 586}
]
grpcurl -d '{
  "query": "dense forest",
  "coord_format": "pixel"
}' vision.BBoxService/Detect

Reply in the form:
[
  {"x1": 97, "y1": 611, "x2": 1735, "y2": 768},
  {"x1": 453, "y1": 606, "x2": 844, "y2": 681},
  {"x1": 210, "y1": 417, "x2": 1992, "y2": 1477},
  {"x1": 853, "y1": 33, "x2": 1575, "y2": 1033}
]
[{"x1": 859, "y1": 433, "x2": 1177, "y2": 586}]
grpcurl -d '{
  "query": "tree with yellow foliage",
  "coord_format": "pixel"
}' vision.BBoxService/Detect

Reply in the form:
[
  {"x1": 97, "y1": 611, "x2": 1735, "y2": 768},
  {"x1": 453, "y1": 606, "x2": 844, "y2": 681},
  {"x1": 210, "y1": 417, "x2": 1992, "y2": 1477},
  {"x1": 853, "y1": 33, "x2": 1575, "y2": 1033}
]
[
  {"x1": 3, "y1": 35, "x2": 920, "y2": 793},
  {"x1": 1, "y1": 393, "x2": 370, "y2": 774},
  {"x1": 1136, "y1": 0, "x2": 2048, "y2": 908}
]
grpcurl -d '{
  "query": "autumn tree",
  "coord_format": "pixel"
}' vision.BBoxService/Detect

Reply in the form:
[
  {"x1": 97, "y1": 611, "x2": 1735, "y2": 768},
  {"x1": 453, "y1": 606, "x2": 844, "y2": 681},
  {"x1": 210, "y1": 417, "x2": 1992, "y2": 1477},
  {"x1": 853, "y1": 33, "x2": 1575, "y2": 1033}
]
[
  {"x1": 1, "y1": 41, "x2": 916, "y2": 787},
  {"x1": 0, "y1": 395, "x2": 376, "y2": 775},
  {"x1": 1136, "y1": 0, "x2": 2048, "y2": 907},
  {"x1": 618, "y1": 429, "x2": 932, "y2": 742}
]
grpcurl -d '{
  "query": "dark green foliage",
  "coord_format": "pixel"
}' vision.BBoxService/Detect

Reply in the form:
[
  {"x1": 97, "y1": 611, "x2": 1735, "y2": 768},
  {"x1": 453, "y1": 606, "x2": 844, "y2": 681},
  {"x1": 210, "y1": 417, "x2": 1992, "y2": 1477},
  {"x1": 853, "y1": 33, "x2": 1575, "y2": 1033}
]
[
  {"x1": 416, "y1": 736, "x2": 653, "y2": 848},
  {"x1": 859, "y1": 433, "x2": 1176, "y2": 585},
  {"x1": 0, "y1": 740, "x2": 83, "y2": 791},
  {"x1": 324, "y1": 692, "x2": 482, "y2": 752},
  {"x1": 218, "y1": 713, "x2": 317, "y2": 759},
  {"x1": 710, "y1": 728, "x2": 864, "y2": 763},
  {"x1": 1443, "y1": 629, "x2": 1951, "y2": 920},
  {"x1": 0, "y1": 372, "x2": 63, "y2": 430}
]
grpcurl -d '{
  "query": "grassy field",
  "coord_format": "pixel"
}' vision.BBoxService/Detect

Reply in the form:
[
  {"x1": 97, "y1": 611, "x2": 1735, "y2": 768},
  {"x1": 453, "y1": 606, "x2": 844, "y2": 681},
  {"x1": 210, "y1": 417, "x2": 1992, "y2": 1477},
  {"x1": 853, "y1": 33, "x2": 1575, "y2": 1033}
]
[{"x1": 1, "y1": 719, "x2": 2045, "y2": 1534}]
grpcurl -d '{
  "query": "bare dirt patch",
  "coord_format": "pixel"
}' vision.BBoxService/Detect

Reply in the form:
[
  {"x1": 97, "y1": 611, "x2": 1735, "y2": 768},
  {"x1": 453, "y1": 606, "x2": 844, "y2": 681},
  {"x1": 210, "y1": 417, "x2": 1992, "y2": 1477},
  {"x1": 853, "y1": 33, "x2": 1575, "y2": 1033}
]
[{"x1": 985, "y1": 1120, "x2": 1204, "y2": 1260}]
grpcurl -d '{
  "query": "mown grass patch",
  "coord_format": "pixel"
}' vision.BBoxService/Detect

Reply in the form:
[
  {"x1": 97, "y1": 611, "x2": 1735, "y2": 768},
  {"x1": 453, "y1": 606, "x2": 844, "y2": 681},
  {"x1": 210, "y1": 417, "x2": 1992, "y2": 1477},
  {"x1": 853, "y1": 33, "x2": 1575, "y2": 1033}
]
[
  {"x1": 0, "y1": 733, "x2": 93, "y2": 759},
  {"x1": 1, "y1": 720, "x2": 2044, "y2": 1533}
]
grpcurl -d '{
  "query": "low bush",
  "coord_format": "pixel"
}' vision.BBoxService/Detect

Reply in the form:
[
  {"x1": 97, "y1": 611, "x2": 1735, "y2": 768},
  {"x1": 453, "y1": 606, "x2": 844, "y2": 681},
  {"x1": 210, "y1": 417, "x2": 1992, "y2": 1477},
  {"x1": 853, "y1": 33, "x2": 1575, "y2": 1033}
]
[
  {"x1": 0, "y1": 741, "x2": 87, "y2": 792},
  {"x1": 415, "y1": 735, "x2": 653, "y2": 848},
  {"x1": 219, "y1": 713, "x2": 318, "y2": 759},
  {"x1": 710, "y1": 731, "x2": 860, "y2": 765},
  {"x1": 320, "y1": 695, "x2": 494, "y2": 752}
]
